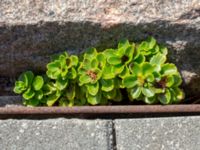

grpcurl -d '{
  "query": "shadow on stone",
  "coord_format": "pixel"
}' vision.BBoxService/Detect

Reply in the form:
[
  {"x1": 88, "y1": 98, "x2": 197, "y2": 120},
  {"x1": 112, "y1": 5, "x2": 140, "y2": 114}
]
[{"x1": 0, "y1": 20, "x2": 200, "y2": 97}]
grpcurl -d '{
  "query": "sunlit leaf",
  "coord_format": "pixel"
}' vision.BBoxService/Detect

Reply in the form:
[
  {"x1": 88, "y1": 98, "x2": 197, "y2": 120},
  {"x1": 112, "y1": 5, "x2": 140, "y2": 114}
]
[
  {"x1": 79, "y1": 74, "x2": 91, "y2": 85},
  {"x1": 123, "y1": 75, "x2": 138, "y2": 88},
  {"x1": 47, "y1": 91, "x2": 61, "y2": 106},
  {"x1": 161, "y1": 63, "x2": 177, "y2": 75},
  {"x1": 142, "y1": 62, "x2": 154, "y2": 77},
  {"x1": 70, "y1": 55, "x2": 79, "y2": 66},
  {"x1": 101, "y1": 79, "x2": 114, "y2": 92},
  {"x1": 129, "y1": 62, "x2": 141, "y2": 74},
  {"x1": 32, "y1": 76, "x2": 44, "y2": 91},
  {"x1": 107, "y1": 56, "x2": 121, "y2": 65},
  {"x1": 130, "y1": 86, "x2": 142, "y2": 99},
  {"x1": 13, "y1": 81, "x2": 26, "y2": 94},
  {"x1": 142, "y1": 87, "x2": 155, "y2": 97},
  {"x1": 19, "y1": 71, "x2": 34, "y2": 87},
  {"x1": 86, "y1": 92, "x2": 101, "y2": 105},
  {"x1": 150, "y1": 53, "x2": 166, "y2": 65},
  {"x1": 147, "y1": 36, "x2": 156, "y2": 49},
  {"x1": 86, "y1": 82, "x2": 99, "y2": 96},
  {"x1": 23, "y1": 88, "x2": 35, "y2": 100}
]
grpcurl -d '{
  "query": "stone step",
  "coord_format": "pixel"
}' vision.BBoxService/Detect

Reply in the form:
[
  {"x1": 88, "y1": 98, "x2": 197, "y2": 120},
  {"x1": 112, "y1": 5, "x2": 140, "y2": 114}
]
[
  {"x1": 115, "y1": 116, "x2": 200, "y2": 150},
  {"x1": 0, "y1": 119, "x2": 113, "y2": 150}
]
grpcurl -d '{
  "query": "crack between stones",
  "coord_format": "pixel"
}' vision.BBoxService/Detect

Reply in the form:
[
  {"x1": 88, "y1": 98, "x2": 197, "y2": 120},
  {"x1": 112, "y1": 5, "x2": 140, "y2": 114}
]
[{"x1": 108, "y1": 120, "x2": 117, "y2": 150}]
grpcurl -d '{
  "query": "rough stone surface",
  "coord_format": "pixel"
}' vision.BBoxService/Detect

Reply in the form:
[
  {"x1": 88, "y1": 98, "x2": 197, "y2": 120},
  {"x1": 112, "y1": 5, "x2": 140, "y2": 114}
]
[
  {"x1": 0, "y1": 0, "x2": 200, "y2": 96},
  {"x1": 0, "y1": 118, "x2": 113, "y2": 150},
  {"x1": 0, "y1": 96, "x2": 22, "y2": 107},
  {"x1": 115, "y1": 116, "x2": 200, "y2": 150}
]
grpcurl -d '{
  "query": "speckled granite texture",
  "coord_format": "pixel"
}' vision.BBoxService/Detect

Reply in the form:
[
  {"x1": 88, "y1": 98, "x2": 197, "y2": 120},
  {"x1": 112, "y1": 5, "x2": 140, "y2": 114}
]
[
  {"x1": 0, "y1": 119, "x2": 113, "y2": 150},
  {"x1": 0, "y1": 117, "x2": 200, "y2": 150},
  {"x1": 0, "y1": 0, "x2": 200, "y2": 95},
  {"x1": 115, "y1": 116, "x2": 200, "y2": 150}
]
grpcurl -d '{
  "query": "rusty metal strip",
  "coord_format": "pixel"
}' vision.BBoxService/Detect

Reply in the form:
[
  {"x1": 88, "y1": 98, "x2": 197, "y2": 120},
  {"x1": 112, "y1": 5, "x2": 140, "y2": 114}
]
[{"x1": 0, "y1": 105, "x2": 200, "y2": 115}]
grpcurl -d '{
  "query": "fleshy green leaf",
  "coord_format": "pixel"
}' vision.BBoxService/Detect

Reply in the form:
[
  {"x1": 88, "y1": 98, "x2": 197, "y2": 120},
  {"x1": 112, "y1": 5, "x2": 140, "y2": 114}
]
[
  {"x1": 138, "y1": 41, "x2": 148, "y2": 51},
  {"x1": 32, "y1": 76, "x2": 44, "y2": 91},
  {"x1": 103, "y1": 89, "x2": 116, "y2": 99},
  {"x1": 47, "y1": 61, "x2": 60, "y2": 72},
  {"x1": 113, "y1": 89, "x2": 122, "y2": 102},
  {"x1": 91, "y1": 58, "x2": 99, "y2": 68},
  {"x1": 144, "y1": 96, "x2": 156, "y2": 104},
  {"x1": 68, "y1": 67, "x2": 77, "y2": 79},
  {"x1": 59, "y1": 54, "x2": 67, "y2": 68},
  {"x1": 102, "y1": 64, "x2": 115, "y2": 79},
  {"x1": 147, "y1": 37, "x2": 156, "y2": 49},
  {"x1": 159, "y1": 45, "x2": 168, "y2": 55},
  {"x1": 101, "y1": 79, "x2": 114, "y2": 92},
  {"x1": 56, "y1": 77, "x2": 68, "y2": 90},
  {"x1": 104, "y1": 49, "x2": 116, "y2": 58},
  {"x1": 142, "y1": 63, "x2": 154, "y2": 77},
  {"x1": 107, "y1": 56, "x2": 121, "y2": 65},
  {"x1": 23, "y1": 88, "x2": 35, "y2": 100},
  {"x1": 70, "y1": 55, "x2": 79, "y2": 66},
  {"x1": 66, "y1": 84, "x2": 76, "y2": 100},
  {"x1": 19, "y1": 71, "x2": 34, "y2": 87},
  {"x1": 61, "y1": 66, "x2": 68, "y2": 78},
  {"x1": 59, "y1": 98, "x2": 69, "y2": 107},
  {"x1": 130, "y1": 86, "x2": 142, "y2": 99},
  {"x1": 43, "y1": 82, "x2": 56, "y2": 95},
  {"x1": 84, "y1": 48, "x2": 97, "y2": 59},
  {"x1": 146, "y1": 74, "x2": 154, "y2": 82},
  {"x1": 129, "y1": 62, "x2": 141, "y2": 74},
  {"x1": 35, "y1": 90, "x2": 43, "y2": 100},
  {"x1": 161, "y1": 63, "x2": 177, "y2": 75},
  {"x1": 119, "y1": 66, "x2": 130, "y2": 79},
  {"x1": 172, "y1": 74, "x2": 182, "y2": 86},
  {"x1": 86, "y1": 82, "x2": 99, "y2": 96},
  {"x1": 158, "y1": 89, "x2": 171, "y2": 104},
  {"x1": 142, "y1": 87, "x2": 155, "y2": 97},
  {"x1": 123, "y1": 75, "x2": 138, "y2": 88},
  {"x1": 26, "y1": 98, "x2": 40, "y2": 107},
  {"x1": 166, "y1": 76, "x2": 174, "y2": 87},
  {"x1": 150, "y1": 53, "x2": 166, "y2": 65},
  {"x1": 112, "y1": 64, "x2": 124, "y2": 75},
  {"x1": 13, "y1": 81, "x2": 26, "y2": 94},
  {"x1": 79, "y1": 74, "x2": 91, "y2": 85},
  {"x1": 47, "y1": 91, "x2": 61, "y2": 106},
  {"x1": 97, "y1": 53, "x2": 106, "y2": 68},
  {"x1": 173, "y1": 87, "x2": 185, "y2": 101},
  {"x1": 118, "y1": 39, "x2": 130, "y2": 49},
  {"x1": 134, "y1": 54, "x2": 145, "y2": 64},
  {"x1": 87, "y1": 92, "x2": 101, "y2": 105}
]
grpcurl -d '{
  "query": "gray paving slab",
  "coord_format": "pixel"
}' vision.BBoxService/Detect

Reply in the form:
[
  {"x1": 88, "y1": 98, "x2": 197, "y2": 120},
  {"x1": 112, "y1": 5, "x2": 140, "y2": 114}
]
[
  {"x1": 115, "y1": 116, "x2": 200, "y2": 150},
  {"x1": 0, "y1": 118, "x2": 113, "y2": 150}
]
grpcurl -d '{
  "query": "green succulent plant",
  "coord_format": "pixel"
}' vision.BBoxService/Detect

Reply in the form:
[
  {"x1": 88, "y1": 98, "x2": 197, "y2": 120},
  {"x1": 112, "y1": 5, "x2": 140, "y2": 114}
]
[
  {"x1": 78, "y1": 48, "x2": 103, "y2": 105},
  {"x1": 13, "y1": 37, "x2": 185, "y2": 106},
  {"x1": 104, "y1": 40, "x2": 136, "y2": 77},
  {"x1": 137, "y1": 37, "x2": 168, "y2": 60},
  {"x1": 153, "y1": 63, "x2": 185, "y2": 104},
  {"x1": 14, "y1": 71, "x2": 44, "y2": 106},
  {"x1": 123, "y1": 62, "x2": 156, "y2": 103},
  {"x1": 46, "y1": 52, "x2": 78, "y2": 90}
]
